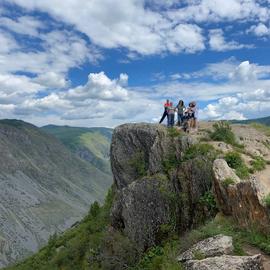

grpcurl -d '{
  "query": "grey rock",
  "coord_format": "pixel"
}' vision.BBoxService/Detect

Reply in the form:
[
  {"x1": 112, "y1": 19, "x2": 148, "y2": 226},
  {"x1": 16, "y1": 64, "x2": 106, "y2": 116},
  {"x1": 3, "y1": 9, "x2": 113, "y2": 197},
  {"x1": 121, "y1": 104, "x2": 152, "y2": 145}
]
[
  {"x1": 178, "y1": 234, "x2": 233, "y2": 262},
  {"x1": 213, "y1": 159, "x2": 270, "y2": 231},
  {"x1": 185, "y1": 254, "x2": 263, "y2": 270},
  {"x1": 110, "y1": 123, "x2": 214, "y2": 251}
]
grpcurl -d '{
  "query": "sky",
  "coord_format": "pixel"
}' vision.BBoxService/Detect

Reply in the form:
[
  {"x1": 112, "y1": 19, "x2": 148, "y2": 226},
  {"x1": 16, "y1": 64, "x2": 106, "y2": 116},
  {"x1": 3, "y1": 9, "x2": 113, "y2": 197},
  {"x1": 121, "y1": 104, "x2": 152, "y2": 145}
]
[{"x1": 0, "y1": 0, "x2": 270, "y2": 127}]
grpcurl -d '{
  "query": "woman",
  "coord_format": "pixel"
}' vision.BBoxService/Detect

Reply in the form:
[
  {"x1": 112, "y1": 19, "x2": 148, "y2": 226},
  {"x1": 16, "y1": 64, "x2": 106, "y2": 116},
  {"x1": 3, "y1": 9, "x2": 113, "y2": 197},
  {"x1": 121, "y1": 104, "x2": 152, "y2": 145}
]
[
  {"x1": 167, "y1": 102, "x2": 176, "y2": 127},
  {"x1": 159, "y1": 99, "x2": 170, "y2": 125},
  {"x1": 176, "y1": 100, "x2": 185, "y2": 126}
]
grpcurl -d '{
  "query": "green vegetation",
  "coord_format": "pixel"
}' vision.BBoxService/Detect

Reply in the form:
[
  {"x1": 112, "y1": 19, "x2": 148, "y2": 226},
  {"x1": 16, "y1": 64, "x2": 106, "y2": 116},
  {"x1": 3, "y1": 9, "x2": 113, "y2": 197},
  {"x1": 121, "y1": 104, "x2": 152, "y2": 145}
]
[
  {"x1": 224, "y1": 151, "x2": 250, "y2": 179},
  {"x1": 192, "y1": 250, "x2": 205, "y2": 260},
  {"x1": 167, "y1": 127, "x2": 182, "y2": 138},
  {"x1": 250, "y1": 123, "x2": 270, "y2": 137},
  {"x1": 6, "y1": 189, "x2": 115, "y2": 270},
  {"x1": 210, "y1": 121, "x2": 237, "y2": 145},
  {"x1": 250, "y1": 156, "x2": 266, "y2": 172},
  {"x1": 182, "y1": 143, "x2": 218, "y2": 161},
  {"x1": 41, "y1": 125, "x2": 113, "y2": 174},
  {"x1": 263, "y1": 194, "x2": 270, "y2": 208},
  {"x1": 199, "y1": 191, "x2": 218, "y2": 214},
  {"x1": 222, "y1": 177, "x2": 235, "y2": 187},
  {"x1": 129, "y1": 151, "x2": 147, "y2": 177}
]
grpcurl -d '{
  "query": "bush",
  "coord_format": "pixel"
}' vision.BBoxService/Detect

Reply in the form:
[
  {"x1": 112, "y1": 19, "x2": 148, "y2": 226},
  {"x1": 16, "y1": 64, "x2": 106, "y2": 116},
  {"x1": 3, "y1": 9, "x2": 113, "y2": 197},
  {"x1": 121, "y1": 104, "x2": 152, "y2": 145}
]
[
  {"x1": 210, "y1": 121, "x2": 238, "y2": 145},
  {"x1": 128, "y1": 151, "x2": 147, "y2": 177},
  {"x1": 250, "y1": 156, "x2": 266, "y2": 172},
  {"x1": 263, "y1": 194, "x2": 270, "y2": 208},
  {"x1": 224, "y1": 152, "x2": 250, "y2": 179},
  {"x1": 199, "y1": 191, "x2": 218, "y2": 214},
  {"x1": 182, "y1": 143, "x2": 217, "y2": 161},
  {"x1": 222, "y1": 177, "x2": 235, "y2": 187}
]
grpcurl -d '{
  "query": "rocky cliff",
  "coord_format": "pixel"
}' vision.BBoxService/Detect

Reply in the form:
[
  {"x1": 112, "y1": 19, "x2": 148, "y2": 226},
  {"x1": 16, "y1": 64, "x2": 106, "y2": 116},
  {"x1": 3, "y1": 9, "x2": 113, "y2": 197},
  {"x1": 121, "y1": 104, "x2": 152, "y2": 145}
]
[
  {"x1": 110, "y1": 123, "x2": 215, "y2": 252},
  {"x1": 0, "y1": 120, "x2": 112, "y2": 267}
]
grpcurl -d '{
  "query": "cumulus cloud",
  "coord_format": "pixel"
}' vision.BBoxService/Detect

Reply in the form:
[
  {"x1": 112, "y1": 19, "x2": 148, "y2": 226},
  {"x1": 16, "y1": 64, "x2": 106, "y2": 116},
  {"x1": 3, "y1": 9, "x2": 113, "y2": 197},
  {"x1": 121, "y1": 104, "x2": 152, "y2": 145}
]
[
  {"x1": 65, "y1": 72, "x2": 129, "y2": 102},
  {"x1": 209, "y1": 29, "x2": 251, "y2": 51},
  {"x1": 248, "y1": 23, "x2": 270, "y2": 37}
]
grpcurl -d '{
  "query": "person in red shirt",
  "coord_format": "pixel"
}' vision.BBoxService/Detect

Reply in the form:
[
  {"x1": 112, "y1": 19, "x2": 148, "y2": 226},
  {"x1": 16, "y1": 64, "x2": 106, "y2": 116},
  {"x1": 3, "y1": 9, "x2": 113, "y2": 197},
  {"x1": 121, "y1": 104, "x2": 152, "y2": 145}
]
[{"x1": 159, "y1": 99, "x2": 170, "y2": 124}]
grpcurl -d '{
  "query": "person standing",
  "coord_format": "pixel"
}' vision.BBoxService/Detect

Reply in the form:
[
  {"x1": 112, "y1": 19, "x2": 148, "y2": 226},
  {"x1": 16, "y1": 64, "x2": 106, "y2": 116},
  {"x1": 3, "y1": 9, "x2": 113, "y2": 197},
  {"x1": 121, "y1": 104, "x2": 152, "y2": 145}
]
[
  {"x1": 176, "y1": 100, "x2": 185, "y2": 126},
  {"x1": 167, "y1": 102, "x2": 176, "y2": 127},
  {"x1": 159, "y1": 99, "x2": 170, "y2": 124}
]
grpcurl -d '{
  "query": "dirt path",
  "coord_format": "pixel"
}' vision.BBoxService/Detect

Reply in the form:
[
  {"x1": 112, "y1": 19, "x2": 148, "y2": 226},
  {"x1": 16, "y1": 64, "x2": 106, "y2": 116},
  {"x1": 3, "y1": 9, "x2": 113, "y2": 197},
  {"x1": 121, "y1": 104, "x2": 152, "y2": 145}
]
[{"x1": 243, "y1": 244, "x2": 270, "y2": 270}]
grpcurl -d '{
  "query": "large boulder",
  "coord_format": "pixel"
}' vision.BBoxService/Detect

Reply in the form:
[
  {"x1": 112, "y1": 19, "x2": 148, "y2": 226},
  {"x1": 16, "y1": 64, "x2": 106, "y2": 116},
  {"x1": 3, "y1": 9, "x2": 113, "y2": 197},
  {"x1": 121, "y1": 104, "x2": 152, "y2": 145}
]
[
  {"x1": 185, "y1": 254, "x2": 263, "y2": 270},
  {"x1": 110, "y1": 123, "x2": 215, "y2": 251},
  {"x1": 177, "y1": 234, "x2": 233, "y2": 262},
  {"x1": 213, "y1": 159, "x2": 270, "y2": 231}
]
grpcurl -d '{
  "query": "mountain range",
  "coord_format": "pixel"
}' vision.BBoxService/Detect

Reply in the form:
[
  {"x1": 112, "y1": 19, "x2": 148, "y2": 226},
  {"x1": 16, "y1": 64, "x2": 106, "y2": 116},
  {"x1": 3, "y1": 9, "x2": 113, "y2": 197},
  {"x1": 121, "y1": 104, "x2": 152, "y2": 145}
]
[{"x1": 0, "y1": 120, "x2": 112, "y2": 267}]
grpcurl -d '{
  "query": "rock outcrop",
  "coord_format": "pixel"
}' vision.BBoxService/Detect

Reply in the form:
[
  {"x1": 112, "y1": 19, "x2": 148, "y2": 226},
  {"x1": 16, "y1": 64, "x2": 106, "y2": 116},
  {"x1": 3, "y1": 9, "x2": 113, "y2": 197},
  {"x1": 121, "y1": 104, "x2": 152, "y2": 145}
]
[
  {"x1": 185, "y1": 254, "x2": 263, "y2": 270},
  {"x1": 213, "y1": 159, "x2": 270, "y2": 232},
  {"x1": 177, "y1": 234, "x2": 233, "y2": 262},
  {"x1": 178, "y1": 235, "x2": 263, "y2": 270},
  {"x1": 110, "y1": 123, "x2": 215, "y2": 251}
]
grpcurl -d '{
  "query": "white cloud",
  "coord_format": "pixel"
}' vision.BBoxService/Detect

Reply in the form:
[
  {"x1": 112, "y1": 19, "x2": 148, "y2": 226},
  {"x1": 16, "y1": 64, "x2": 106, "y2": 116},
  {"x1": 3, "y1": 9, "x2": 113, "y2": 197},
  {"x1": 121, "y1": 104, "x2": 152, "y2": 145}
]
[
  {"x1": 65, "y1": 72, "x2": 129, "y2": 102},
  {"x1": 166, "y1": 24, "x2": 205, "y2": 53},
  {"x1": 209, "y1": 29, "x2": 251, "y2": 51},
  {"x1": 0, "y1": 16, "x2": 43, "y2": 36},
  {"x1": 34, "y1": 72, "x2": 69, "y2": 89},
  {"x1": 248, "y1": 23, "x2": 270, "y2": 37}
]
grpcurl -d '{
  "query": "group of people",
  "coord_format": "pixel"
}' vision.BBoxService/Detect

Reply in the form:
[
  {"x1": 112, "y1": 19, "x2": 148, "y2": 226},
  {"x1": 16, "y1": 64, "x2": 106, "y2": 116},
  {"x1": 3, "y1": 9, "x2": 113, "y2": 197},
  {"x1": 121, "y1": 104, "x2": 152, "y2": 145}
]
[{"x1": 159, "y1": 99, "x2": 198, "y2": 132}]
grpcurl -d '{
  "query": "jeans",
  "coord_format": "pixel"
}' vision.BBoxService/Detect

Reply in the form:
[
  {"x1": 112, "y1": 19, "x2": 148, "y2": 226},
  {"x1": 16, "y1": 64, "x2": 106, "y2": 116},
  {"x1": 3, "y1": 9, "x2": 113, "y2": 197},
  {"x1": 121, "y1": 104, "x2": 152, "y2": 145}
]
[
  {"x1": 168, "y1": 114, "x2": 175, "y2": 127},
  {"x1": 159, "y1": 109, "x2": 168, "y2": 124},
  {"x1": 177, "y1": 113, "x2": 184, "y2": 125}
]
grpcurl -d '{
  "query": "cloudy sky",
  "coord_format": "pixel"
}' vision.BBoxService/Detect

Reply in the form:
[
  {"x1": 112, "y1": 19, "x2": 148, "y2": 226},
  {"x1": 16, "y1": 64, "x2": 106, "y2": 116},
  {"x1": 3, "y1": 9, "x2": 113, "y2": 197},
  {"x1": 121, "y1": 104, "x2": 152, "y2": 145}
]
[{"x1": 0, "y1": 0, "x2": 270, "y2": 127}]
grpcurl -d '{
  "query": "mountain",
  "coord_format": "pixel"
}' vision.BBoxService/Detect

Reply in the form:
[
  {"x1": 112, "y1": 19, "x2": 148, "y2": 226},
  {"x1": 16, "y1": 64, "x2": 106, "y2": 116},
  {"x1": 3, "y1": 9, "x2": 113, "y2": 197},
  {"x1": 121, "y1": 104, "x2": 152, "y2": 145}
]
[
  {"x1": 232, "y1": 116, "x2": 270, "y2": 126},
  {"x1": 41, "y1": 125, "x2": 113, "y2": 175},
  {"x1": 0, "y1": 119, "x2": 112, "y2": 267},
  {"x1": 7, "y1": 121, "x2": 270, "y2": 270}
]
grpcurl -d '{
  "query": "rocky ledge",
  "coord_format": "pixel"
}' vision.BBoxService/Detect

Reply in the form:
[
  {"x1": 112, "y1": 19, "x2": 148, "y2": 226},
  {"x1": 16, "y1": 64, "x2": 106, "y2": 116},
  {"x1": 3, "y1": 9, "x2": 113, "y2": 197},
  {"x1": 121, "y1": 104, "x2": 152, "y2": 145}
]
[
  {"x1": 178, "y1": 235, "x2": 263, "y2": 270},
  {"x1": 110, "y1": 123, "x2": 215, "y2": 251}
]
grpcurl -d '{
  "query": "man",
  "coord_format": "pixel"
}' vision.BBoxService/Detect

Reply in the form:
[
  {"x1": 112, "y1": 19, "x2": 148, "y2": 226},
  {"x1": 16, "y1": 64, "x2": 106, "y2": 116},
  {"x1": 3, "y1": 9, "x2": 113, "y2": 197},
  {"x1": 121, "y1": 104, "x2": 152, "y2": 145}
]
[{"x1": 159, "y1": 99, "x2": 170, "y2": 124}]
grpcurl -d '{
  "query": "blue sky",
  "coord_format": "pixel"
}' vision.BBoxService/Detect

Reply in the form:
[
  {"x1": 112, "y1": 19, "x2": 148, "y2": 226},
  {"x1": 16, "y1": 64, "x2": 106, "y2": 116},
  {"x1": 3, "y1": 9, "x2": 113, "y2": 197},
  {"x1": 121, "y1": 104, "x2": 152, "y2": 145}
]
[{"x1": 0, "y1": 0, "x2": 270, "y2": 127}]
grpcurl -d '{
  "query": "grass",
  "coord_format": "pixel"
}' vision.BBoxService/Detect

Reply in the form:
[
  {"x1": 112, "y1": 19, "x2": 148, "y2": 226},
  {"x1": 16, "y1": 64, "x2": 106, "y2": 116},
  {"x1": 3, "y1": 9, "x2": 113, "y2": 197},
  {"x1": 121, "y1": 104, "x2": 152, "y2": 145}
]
[
  {"x1": 182, "y1": 143, "x2": 218, "y2": 161},
  {"x1": 263, "y1": 194, "x2": 270, "y2": 208},
  {"x1": 224, "y1": 151, "x2": 250, "y2": 179},
  {"x1": 6, "y1": 188, "x2": 115, "y2": 270},
  {"x1": 167, "y1": 127, "x2": 183, "y2": 138},
  {"x1": 222, "y1": 177, "x2": 235, "y2": 187},
  {"x1": 132, "y1": 214, "x2": 270, "y2": 269},
  {"x1": 250, "y1": 156, "x2": 266, "y2": 172},
  {"x1": 250, "y1": 123, "x2": 270, "y2": 137}
]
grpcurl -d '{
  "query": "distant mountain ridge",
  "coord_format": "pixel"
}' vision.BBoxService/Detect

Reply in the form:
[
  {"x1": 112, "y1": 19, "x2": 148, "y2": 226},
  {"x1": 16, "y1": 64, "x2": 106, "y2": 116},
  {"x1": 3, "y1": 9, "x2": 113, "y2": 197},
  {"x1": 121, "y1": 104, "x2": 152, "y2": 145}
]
[
  {"x1": 41, "y1": 125, "x2": 113, "y2": 175},
  {"x1": 232, "y1": 116, "x2": 270, "y2": 126},
  {"x1": 0, "y1": 119, "x2": 112, "y2": 267}
]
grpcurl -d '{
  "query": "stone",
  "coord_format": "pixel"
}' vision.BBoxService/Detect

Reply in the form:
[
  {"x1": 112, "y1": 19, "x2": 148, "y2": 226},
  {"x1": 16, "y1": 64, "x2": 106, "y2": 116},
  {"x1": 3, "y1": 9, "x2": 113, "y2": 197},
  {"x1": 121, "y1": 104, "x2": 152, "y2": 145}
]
[
  {"x1": 213, "y1": 159, "x2": 270, "y2": 231},
  {"x1": 185, "y1": 254, "x2": 263, "y2": 270},
  {"x1": 177, "y1": 234, "x2": 233, "y2": 262},
  {"x1": 110, "y1": 123, "x2": 214, "y2": 252}
]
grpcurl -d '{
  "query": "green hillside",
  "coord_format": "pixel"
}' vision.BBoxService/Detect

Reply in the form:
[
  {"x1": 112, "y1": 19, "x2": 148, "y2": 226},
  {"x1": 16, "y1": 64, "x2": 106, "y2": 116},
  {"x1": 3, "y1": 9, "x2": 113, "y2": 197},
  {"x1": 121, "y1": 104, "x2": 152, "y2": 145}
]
[
  {"x1": 232, "y1": 116, "x2": 270, "y2": 126},
  {"x1": 41, "y1": 125, "x2": 113, "y2": 175},
  {"x1": 0, "y1": 119, "x2": 113, "y2": 267}
]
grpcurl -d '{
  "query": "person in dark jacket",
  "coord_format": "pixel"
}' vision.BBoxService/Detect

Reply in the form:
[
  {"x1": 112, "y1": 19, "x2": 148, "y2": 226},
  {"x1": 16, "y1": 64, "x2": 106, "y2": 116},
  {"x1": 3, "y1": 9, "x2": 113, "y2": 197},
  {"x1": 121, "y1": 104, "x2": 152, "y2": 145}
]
[{"x1": 159, "y1": 99, "x2": 170, "y2": 124}]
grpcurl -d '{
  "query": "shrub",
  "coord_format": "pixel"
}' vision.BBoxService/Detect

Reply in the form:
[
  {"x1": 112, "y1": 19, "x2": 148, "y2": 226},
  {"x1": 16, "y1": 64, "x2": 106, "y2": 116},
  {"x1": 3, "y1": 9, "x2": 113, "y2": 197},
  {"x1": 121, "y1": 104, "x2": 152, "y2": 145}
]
[
  {"x1": 210, "y1": 121, "x2": 237, "y2": 145},
  {"x1": 199, "y1": 191, "x2": 218, "y2": 214},
  {"x1": 250, "y1": 156, "x2": 266, "y2": 172},
  {"x1": 222, "y1": 177, "x2": 235, "y2": 187},
  {"x1": 224, "y1": 152, "x2": 243, "y2": 169},
  {"x1": 224, "y1": 152, "x2": 250, "y2": 179},
  {"x1": 182, "y1": 143, "x2": 217, "y2": 161},
  {"x1": 128, "y1": 151, "x2": 147, "y2": 177},
  {"x1": 168, "y1": 127, "x2": 182, "y2": 138},
  {"x1": 263, "y1": 194, "x2": 270, "y2": 208}
]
